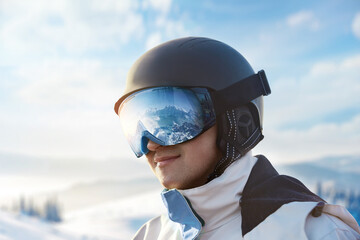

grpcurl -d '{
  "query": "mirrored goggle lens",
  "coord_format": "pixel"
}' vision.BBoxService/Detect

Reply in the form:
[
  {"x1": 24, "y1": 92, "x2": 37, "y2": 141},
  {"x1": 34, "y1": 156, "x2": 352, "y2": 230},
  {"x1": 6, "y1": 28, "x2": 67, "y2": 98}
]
[{"x1": 118, "y1": 87, "x2": 216, "y2": 157}]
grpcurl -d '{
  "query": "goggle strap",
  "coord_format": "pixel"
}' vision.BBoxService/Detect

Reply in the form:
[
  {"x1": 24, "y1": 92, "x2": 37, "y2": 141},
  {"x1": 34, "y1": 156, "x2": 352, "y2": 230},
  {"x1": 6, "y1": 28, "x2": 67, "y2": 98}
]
[{"x1": 210, "y1": 70, "x2": 271, "y2": 114}]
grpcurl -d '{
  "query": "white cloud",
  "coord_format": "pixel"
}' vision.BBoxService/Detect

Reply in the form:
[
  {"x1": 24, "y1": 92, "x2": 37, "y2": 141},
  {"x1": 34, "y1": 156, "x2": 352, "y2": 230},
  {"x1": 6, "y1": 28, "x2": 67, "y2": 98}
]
[
  {"x1": 142, "y1": 0, "x2": 189, "y2": 50},
  {"x1": 0, "y1": 108, "x2": 133, "y2": 160},
  {"x1": 157, "y1": 16, "x2": 189, "y2": 39},
  {"x1": 255, "y1": 54, "x2": 360, "y2": 163},
  {"x1": 0, "y1": 57, "x2": 131, "y2": 160},
  {"x1": 145, "y1": 32, "x2": 163, "y2": 50},
  {"x1": 90, "y1": 0, "x2": 135, "y2": 12},
  {"x1": 0, "y1": 0, "x2": 188, "y2": 64},
  {"x1": 286, "y1": 10, "x2": 320, "y2": 31},
  {"x1": 352, "y1": 12, "x2": 360, "y2": 40},
  {"x1": 0, "y1": 0, "x2": 144, "y2": 57},
  {"x1": 143, "y1": 0, "x2": 172, "y2": 14},
  {"x1": 266, "y1": 54, "x2": 360, "y2": 128},
  {"x1": 15, "y1": 59, "x2": 124, "y2": 108},
  {"x1": 255, "y1": 114, "x2": 360, "y2": 164}
]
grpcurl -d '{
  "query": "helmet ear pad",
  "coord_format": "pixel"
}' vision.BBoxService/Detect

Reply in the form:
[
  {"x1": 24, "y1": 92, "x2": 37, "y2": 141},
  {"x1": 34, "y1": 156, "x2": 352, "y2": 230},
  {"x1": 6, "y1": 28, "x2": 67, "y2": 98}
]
[
  {"x1": 208, "y1": 105, "x2": 263, "y2": 181},
  {"x1": 236, "y1": 107, "x2": 257, "y2": 139},
  {"x1": 217, "y1": 104, "x2": 262, "y2": 154}
]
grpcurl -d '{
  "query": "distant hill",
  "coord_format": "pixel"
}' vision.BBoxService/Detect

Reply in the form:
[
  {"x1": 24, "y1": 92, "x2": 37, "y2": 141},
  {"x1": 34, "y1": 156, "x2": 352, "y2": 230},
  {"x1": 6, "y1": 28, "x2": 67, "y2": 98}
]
[
  {"x1": 277, "y1": 155, "x2": 360, "y2": 191},
  {"x1": 60, "y1": 191, "x2": 166, "y2": 239},
  {"x1": 311, "y1": 156, "x2": 360, "y2": 174},
  {"x1": 0, "y1": 153, "x2": 150, "y2": 180},
  {"x1": 53, "y1": 177, "x2": 162, "y2": 211},
  {"x1": 0, "y1": 152, "x2": 159, "y2": 212}
]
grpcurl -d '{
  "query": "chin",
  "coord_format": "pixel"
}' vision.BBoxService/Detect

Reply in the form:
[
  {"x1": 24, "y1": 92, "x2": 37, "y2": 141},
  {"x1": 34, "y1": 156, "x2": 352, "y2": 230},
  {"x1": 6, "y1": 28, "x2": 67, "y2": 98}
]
[
  {"x1": 160, "y1": 178, "x2": 184, "y2": 190},
  {"x1": 162, "y1": 181, "x2": 197, "y2": 190},
  {"x1": 161, "y1": 182, "x2": 179, "y2": 190}
]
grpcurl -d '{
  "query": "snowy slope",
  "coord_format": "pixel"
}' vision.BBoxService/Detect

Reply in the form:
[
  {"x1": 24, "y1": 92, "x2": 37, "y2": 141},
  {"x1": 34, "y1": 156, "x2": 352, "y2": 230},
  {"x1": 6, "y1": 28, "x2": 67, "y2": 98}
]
[
  {"x1": 0, "y1": 190, "x2": 165, "y2": 240},
  {"x1": 0, "y1": 211, "x2": 80, "y2": 240},
  {"x1": 59, "y1": 190, "x2": 165, "y2": 240}
]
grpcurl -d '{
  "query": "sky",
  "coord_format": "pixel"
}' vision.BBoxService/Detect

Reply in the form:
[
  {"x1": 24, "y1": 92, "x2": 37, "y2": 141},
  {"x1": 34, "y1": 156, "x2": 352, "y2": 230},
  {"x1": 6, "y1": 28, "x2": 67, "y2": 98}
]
[{"x1": 1, "y1": 0, "x2": 360, "y2": 167}]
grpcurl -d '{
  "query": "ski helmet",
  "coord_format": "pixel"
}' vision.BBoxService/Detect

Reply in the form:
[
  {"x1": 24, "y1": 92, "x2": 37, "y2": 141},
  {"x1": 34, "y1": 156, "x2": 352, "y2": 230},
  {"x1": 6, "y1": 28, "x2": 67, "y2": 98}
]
[{"x1": 115, "y1": 36, "x2": 269, "y2": 130}]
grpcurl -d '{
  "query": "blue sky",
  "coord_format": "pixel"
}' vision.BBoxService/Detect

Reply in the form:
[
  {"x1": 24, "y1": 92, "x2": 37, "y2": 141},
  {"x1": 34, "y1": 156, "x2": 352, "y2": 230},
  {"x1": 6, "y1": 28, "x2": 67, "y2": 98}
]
[{"x1": 0, "y1": 0, "x2": 360, "y2": 164}]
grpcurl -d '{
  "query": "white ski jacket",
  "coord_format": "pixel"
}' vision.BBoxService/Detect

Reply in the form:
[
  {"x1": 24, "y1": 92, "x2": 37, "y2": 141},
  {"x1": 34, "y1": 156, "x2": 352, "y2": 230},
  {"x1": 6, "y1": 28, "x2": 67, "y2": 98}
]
[{"x1": 133, "y1": 152, "x2": 360, "y2": 240}]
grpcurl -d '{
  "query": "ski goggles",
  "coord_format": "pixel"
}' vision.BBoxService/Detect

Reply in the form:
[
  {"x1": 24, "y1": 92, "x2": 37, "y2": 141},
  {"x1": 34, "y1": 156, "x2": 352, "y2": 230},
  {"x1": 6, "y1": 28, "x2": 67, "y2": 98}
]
[{"x1": 118, "y1": 87, "x2": 216, "y2": 157}]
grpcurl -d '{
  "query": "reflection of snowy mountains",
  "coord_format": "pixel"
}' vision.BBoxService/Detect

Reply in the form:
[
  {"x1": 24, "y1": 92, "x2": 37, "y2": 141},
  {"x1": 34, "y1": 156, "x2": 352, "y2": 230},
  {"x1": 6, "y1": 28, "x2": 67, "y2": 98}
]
[
  {"x1": 145, "y1": 105, "x2": 202, "y2": 144},
  {"x1": 154, "y1": 105, "x2": 191, "y2": 119}
]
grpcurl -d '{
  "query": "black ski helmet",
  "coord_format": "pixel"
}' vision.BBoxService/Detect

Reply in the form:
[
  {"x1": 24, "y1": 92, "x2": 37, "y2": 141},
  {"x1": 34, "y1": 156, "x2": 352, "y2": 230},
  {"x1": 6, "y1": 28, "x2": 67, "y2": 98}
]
[{"x1": 114, "y1": 37, "x2": 269, "y2": 131}]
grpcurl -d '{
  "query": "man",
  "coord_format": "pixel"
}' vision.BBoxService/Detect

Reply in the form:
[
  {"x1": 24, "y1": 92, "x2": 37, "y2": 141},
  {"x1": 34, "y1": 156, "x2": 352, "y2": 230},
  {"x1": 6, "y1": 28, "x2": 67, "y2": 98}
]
[{"x1": 114, "y1": 37, "x2": 360, "y2": 239}]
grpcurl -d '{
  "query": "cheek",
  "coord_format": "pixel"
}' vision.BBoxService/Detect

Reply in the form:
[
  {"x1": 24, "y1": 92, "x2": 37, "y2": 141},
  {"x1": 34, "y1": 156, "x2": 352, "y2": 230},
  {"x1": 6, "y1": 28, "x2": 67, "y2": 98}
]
[
  {"x1": 193, "y1": 129, "x2": 220, "y2": 161},
  {"x1": 145, "y1": 153, "x2": 156, "y2": 170},
  {"x1": 183, "y1": 134, "x2": 220, "y2": 173}
]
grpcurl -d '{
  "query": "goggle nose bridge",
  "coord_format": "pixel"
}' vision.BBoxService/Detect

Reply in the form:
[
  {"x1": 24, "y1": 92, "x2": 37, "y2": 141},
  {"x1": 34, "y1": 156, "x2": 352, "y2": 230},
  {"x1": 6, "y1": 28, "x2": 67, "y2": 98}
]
[{"x1": 140, "y1": 130, "x2": 166, "y2": 156}]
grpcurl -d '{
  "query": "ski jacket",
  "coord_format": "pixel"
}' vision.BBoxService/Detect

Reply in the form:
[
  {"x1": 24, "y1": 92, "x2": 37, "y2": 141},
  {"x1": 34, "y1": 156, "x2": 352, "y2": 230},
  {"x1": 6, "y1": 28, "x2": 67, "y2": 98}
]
[{"x1": 133, "y1": 152, "x2": 360, "y2": 240}]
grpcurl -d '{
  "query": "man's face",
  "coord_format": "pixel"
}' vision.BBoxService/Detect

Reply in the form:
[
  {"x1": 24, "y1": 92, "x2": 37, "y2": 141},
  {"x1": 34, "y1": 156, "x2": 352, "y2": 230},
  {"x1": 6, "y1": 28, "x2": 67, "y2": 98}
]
[{"x1": 145, "y1": 125, "x2": 221, "y2": 190}]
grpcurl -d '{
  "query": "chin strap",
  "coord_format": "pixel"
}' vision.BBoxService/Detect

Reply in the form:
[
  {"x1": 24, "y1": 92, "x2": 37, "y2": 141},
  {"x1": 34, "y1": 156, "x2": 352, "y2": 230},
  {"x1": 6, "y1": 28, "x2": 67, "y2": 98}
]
[{"x1": 207, "y1": 107, "x2": 264, "y2": 182}]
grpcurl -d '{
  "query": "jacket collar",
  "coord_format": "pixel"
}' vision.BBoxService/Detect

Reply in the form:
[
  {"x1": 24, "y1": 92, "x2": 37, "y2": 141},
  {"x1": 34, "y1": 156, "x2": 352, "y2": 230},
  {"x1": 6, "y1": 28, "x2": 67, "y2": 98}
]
[
  {"x1": 178, "y1": 151, "x2": 258, "y2": 233},
  {"x1": 241, "y1": 155, "x2": 325, "y2": 236}
]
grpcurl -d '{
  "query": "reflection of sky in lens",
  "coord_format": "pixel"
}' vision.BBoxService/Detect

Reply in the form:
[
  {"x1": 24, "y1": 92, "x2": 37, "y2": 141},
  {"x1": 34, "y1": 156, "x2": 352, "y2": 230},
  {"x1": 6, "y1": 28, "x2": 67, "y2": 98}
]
[{"x1": 136, "y1": 87, "x2": 198, "y2": 112}]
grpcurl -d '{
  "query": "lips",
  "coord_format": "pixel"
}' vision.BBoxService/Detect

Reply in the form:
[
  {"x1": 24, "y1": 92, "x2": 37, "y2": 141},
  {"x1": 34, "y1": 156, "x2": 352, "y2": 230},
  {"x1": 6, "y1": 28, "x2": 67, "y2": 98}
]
[{"x1": 154, "y1": 155, "x2": 180, "y2": 167}]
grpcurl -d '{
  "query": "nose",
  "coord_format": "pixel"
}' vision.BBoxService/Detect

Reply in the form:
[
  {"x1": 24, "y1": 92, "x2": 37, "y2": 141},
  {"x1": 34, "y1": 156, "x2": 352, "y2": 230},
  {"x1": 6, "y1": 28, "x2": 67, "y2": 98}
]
[{"x1": 147, "y1": 139, "x2": 161, "y2": 152}]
